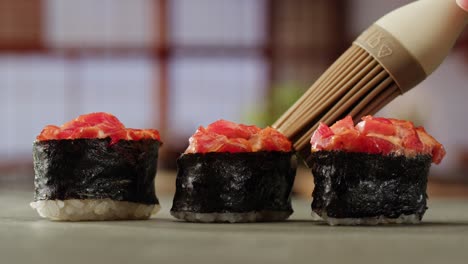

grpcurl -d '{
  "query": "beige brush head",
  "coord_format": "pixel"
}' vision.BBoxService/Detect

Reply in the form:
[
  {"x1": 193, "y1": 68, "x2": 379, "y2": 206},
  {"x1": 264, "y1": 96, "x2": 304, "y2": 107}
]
[{"x1": 273, "y1": 0, "x2": 468, "y2": 165}]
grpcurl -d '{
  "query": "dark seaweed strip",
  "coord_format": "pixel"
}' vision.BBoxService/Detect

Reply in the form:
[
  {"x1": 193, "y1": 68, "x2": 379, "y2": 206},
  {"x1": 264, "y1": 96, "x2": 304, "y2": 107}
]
[
  {"x1": 33, "y1": 138, "x2": 160, "y2": 204},
  {"x1": 171, "y1": 152, "x2": 296, "y2": 214},
  {"x1": 310, "y1": 151, "x2": 431, "y2": 219}
]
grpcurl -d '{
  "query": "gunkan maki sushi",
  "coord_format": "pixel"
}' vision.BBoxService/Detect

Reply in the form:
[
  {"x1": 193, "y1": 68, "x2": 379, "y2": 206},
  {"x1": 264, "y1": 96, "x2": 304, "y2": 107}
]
[
  {"x1": 171, "y1": 120, "x2": 296, "y2": 223},
  {"x1": 309, "y1": 116, "x2": 445, "y2": 225},
  {"x1": 30, "y1": 112, "x2": 162, "y2": 221}
]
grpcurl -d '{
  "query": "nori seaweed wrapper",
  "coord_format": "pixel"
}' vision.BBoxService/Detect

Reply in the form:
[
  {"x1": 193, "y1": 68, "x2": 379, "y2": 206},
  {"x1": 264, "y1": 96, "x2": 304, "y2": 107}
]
[
  {"x1": 171, "y1": 151, "x2": 296, "y2": 214},
  {"x1": 33, "y1": 138, "x2": 160, "y2": 205},
  {"x1": 310, "y1": 151, "x2": 431, "y2": 219}
]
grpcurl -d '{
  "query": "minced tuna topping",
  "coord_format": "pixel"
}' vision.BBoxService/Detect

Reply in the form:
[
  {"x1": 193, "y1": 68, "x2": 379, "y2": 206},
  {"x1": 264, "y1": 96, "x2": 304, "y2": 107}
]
[
  {"x1": 185, "y1": 119, "x2": 292, "y2": 153},
  {"x1": 310, "y1": 115, "x2": 445, "y2": 164},
  {"x1": 37, "y1": 112, "x2": 161, "y2": 144}
]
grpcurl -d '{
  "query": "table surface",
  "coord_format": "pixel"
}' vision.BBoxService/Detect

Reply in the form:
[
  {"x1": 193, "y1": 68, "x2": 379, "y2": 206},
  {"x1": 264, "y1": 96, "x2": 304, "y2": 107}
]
[{"x1": 1, "y1": 190, "x2": 468, "y2": 264}]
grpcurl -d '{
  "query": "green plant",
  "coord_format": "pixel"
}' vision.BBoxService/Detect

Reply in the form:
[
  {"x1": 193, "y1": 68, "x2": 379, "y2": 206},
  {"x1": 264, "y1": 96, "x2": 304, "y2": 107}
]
[{"x1": 244, "y1": 83, "x2": 305, "y2": 127}]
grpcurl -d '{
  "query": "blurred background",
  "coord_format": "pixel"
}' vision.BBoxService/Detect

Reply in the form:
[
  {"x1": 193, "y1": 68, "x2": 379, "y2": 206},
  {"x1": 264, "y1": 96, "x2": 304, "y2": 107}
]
[{"x1": 1, "y1": 0, "x2": 468, "y2": 197}]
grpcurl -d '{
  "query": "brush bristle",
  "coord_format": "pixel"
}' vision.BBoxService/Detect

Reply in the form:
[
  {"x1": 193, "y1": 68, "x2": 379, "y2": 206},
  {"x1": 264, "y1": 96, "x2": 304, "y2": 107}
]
[{"x1": 273, "y1": 44, "x2": 400, "y2": 162}]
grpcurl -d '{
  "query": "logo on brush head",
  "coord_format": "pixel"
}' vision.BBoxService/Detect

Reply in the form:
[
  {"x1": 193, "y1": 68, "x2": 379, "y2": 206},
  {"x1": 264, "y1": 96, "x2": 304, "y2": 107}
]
[
  {"x1": 366, "y1": 32, "x2": 393, "y2": 58},
  {"x1": 378, "y1": 45, "x2": 392, "y2": 58}
]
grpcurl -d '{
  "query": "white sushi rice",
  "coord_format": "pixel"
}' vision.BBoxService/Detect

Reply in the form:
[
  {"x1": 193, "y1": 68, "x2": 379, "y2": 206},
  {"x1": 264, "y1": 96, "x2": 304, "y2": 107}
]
[
  {"x1": 171, "y1": 211, "x2": 292, "y2": 223},
  {"x1": 315, "y1": 211, "x2": 421, "y2": 226},
  {"x1": 30, "y1": 199, "x2": 160, "y2": 221}
]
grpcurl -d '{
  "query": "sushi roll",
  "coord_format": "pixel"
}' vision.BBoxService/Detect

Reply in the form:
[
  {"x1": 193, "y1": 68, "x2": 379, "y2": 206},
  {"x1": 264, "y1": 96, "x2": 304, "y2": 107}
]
[
  {"x1": 171, "y1": 120, "x2": 296, "y2": 223},
  {"x1": 309, "y1": 116, "x2": 446, "y2": 225},
  {"x1": 30, "y1": 112, "x2": 162, "y2": 221}
]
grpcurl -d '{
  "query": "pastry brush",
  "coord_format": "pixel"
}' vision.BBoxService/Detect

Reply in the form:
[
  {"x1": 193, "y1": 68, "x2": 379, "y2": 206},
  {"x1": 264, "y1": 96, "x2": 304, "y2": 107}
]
[{"x1": 273, "y1": 0, "x2": 468, "y2": 164}]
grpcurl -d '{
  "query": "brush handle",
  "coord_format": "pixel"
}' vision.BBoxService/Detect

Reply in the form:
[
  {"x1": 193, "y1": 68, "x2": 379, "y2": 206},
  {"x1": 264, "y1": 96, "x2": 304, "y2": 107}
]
[
  {"x1": 378, "y1": 0, "x2": 468, "y2": 75},
  {"x1": 355, "y1": 0, "x2": 468, "y2": 93}
]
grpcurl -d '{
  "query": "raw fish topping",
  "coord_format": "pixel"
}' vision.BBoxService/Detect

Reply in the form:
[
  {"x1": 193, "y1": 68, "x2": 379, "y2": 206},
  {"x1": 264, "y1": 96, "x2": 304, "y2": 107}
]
[
  {"x1": 185, "y1": 119, "x2": 292, "y2": 153},
  {"x1": 37, "y1": 112, "x2": 161, "y2": 144},
  {"x1": 310, "y1": 116, "x2": 445, "y2": 164}
]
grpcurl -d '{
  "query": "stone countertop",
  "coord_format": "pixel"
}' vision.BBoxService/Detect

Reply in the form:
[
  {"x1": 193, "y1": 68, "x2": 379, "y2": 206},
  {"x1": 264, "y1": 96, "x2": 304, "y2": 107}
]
[{"x1": 1, "y1": 191, "x2": 468, "y2": 264}]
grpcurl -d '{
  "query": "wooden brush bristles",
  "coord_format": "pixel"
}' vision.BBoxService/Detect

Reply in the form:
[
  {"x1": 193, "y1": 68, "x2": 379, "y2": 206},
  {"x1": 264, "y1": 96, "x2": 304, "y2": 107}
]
[{"x1": 273, "y1": 44, "x2": 400, "y2": 161}]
